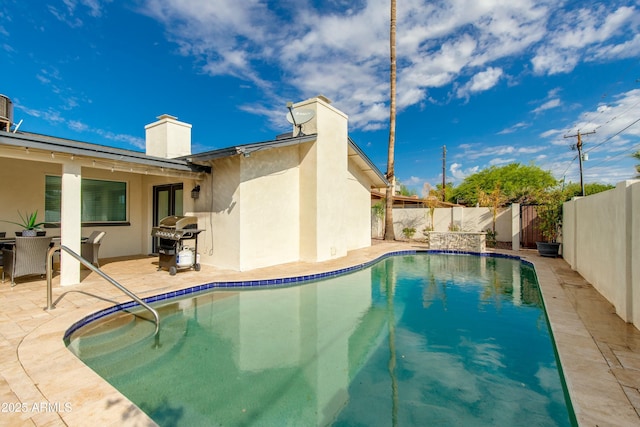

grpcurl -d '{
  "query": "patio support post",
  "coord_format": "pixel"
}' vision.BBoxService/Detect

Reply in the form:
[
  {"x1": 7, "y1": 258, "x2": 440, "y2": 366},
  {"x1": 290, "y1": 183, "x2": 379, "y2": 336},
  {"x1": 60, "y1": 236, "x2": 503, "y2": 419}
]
[{"x1": 60, "y1": 161, "x2": 82, "y2": 286}]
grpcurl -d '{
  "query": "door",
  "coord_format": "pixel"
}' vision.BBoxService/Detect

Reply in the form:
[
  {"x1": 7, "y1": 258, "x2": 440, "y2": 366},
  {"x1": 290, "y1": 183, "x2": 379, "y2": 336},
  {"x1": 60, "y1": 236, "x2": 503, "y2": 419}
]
[
  {"x1": 520, "y1": 205, "x2": 544, "y2": 249},
  {"x1": 152, "y1": 183, "x2": 183, "y2": 253}
]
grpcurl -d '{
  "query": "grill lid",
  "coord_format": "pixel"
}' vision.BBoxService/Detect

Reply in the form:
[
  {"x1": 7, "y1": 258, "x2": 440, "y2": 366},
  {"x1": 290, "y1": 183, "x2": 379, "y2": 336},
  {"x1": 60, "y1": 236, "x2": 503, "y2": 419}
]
[{"x1": 158, "y1": 215, "x2": 198, "y2": 229}]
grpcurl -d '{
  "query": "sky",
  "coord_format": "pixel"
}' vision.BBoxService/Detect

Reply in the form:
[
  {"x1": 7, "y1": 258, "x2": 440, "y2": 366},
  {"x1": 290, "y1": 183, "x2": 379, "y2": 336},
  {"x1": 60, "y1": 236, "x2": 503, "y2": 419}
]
[{"x1": 2, "y1": 0, "x2": 640, "y2": 194}]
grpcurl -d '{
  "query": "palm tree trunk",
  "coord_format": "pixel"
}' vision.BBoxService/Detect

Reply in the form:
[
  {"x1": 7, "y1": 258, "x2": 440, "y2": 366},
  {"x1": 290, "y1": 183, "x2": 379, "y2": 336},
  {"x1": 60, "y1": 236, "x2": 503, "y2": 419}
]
[{"x1": 384, "y1": 0, "x2": 397, "y2": 240}]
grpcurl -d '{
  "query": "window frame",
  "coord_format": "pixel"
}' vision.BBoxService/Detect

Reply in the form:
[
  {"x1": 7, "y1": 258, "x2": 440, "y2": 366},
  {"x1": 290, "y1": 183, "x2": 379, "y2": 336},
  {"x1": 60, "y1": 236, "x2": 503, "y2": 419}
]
[{"x1": 44, "y1": 175, "x2": 130, "y2": 227}]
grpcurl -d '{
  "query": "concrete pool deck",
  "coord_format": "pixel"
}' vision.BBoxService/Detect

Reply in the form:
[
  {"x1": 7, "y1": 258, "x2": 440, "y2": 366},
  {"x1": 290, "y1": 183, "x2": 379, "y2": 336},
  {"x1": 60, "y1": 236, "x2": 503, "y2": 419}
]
[{"x1": 0, "y1": 240, "x2": 639, "y2": 426}]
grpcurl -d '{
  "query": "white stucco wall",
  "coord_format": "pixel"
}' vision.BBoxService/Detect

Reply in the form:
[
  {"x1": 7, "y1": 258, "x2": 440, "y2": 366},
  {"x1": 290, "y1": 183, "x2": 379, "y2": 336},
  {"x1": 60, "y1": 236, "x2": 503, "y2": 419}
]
[
  {"x1": 345, "y1": 157, "x2": 373, "y2": 251},
  {"x1": 196, "y1": 156, "x2": 242, "y2": 271},
  {"x1": 143, "y1": 174, "x2": 199, "y2": 256},
  {"x1": 0, "y1": 157, "x2": 148, "y2": 260},
  {"x1": 386, "y1": 206, "x2": 512, "y2": 241},
  {"x1": 633, "y1": 182, "x2": 640, "y2": 327},
  {"x1": 563, "y1": 180, "x2": 639, "y2": 325},
  {"x1": 144, "y1": 115, "x2": 192, "y2": 159},
  {"x1": 238, "y1": 146, "x2": 301, "y2": 270},
  {"x1": 193, "y1": 97, "x2": 377, "y2": 271},
  {"x1": 0, "y1": 157, "x2": 52, "y2": 234},
  {"x1": 297, "y1": 97, "x2": 349, "y2": 262},
  {"x1": 299, "y1": 141, "x2": 318, "y2": 261}
]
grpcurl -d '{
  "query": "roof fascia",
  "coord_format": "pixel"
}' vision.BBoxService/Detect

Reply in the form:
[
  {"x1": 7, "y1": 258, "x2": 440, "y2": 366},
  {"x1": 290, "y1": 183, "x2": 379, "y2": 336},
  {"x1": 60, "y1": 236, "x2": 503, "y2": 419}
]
[{"x1": 347, "y1": 137, "x2": 389, "y2": 186}]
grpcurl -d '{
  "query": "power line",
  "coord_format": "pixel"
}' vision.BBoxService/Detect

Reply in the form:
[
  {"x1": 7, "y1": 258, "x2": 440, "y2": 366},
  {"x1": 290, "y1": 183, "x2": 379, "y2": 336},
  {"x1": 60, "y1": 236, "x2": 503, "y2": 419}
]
[
  {"x1": 563, "y1": 58, "x2": 640, "y2": 136},
  {"x1": 584, "y1": 115, "x2": 640, "y2": 155},
  {"x1": 564, "y1": 130, "x2": 596, "y2": 196},
  {"x1": 582, "y1": 141, "x2": 640, "y2": 171}
]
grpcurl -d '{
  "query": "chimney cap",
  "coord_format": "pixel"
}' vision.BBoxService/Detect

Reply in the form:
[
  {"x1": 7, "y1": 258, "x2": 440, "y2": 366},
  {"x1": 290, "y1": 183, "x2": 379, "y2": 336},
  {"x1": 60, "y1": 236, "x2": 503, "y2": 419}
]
[{"x1": 156, "y1": 114, "x2": 178, "y2": 121}]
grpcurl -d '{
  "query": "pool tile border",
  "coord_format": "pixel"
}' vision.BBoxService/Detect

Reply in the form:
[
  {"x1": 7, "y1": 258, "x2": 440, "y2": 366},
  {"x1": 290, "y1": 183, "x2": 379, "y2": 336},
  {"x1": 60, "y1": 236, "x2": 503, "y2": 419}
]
[{"x1": 64, "y1": 250, "x2": 528, "y2": 340}]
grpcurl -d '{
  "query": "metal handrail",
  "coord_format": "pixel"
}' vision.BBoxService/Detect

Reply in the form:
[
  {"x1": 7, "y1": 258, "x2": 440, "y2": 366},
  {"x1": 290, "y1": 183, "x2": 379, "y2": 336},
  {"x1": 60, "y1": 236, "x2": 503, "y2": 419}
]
[{"x1": 46, "y1": 245, "x2": 160, "y2": 336}]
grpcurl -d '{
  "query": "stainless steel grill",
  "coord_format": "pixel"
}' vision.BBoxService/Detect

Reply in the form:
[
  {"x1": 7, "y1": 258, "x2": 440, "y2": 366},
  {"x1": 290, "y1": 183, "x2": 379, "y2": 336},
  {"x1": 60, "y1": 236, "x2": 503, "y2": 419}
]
[{"x1": 151, "y1": 215, "x2": 203, "y2": 275}]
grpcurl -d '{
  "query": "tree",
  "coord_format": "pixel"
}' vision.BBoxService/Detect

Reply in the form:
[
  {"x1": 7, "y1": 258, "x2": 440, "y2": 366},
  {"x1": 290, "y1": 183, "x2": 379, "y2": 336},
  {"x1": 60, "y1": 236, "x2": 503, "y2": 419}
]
[
  {"x1": 477, "y1": 183, "x2": 508, "y2": 235},
  {"x1": 634, "y1": 150, "x2": 640, "y2": 178},
  {"x1": 422, "y1": 185, "x2": 439, "y2": 231},
  {"x1": 435, "y1": 182, "x2": 455, "y2": 203},
  {"x1": 384, "y1": 0, "x2": 397, "y2": 240},
  {"x1": 564, "y1": 182, "x2": 614, "y2": 198},
  {"x1": 450, "y1": 163, "x2": 557, "y2": 206},
  {"x1": 397, "y1": 183, "x2": 417, "y2": 197}
]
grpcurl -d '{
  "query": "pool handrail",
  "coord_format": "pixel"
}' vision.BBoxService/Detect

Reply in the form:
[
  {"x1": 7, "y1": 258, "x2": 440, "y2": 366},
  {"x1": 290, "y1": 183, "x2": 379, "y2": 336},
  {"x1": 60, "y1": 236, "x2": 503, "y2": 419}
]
[{"x1": 46, "y1": 245, "x2": 160, "y2": 336}]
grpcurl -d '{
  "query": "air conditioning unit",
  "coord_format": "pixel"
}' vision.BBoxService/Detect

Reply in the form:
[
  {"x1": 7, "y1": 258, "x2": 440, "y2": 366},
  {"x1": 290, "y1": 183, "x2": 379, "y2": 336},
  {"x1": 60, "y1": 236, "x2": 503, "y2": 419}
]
[{"x1": 0, "y1": 94, "x2": 13, "y2": 131}]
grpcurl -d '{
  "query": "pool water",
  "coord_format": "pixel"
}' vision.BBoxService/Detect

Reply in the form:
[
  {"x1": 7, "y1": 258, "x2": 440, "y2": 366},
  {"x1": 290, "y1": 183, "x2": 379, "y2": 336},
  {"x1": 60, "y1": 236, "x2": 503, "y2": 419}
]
[{"x1": 66, "y1": 254, "x2": 575, "y2": 426}]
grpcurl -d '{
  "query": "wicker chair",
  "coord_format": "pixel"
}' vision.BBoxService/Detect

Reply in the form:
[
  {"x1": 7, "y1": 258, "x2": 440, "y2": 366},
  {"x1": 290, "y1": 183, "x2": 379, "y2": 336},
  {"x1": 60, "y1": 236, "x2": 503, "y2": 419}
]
[
  {"x1": 81, "y1": 231, "x2": 106, "y2": 267},
  {"x1": 2, "y1": 236, "x2": 52, "y2": 286}
]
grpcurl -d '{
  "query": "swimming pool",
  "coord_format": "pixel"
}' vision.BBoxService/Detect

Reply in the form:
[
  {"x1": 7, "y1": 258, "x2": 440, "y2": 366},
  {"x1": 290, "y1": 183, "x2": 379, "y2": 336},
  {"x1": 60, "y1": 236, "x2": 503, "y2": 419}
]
[{"x1": 66, "y1": 253, "x2": 576, "y2": 426}]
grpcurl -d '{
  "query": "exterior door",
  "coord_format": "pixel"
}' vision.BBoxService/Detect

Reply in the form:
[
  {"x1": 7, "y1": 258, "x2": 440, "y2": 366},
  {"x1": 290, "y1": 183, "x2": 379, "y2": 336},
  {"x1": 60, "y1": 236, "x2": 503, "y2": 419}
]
[{"x1": 152, "y1": 183, "x2": 183, "y2": 253}]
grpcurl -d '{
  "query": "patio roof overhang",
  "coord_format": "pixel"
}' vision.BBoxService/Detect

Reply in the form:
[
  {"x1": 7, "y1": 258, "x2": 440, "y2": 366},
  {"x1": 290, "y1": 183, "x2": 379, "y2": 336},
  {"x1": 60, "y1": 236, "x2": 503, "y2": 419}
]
[{"x1": 0, "y1": 130, "x2": 211, "y2": 179}]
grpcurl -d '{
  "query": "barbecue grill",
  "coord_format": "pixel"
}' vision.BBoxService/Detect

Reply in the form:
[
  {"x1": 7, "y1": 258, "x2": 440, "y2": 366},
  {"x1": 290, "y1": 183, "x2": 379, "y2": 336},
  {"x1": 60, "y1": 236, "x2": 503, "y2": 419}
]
[{"x1": 151, "y1": 215, "x2": 203, "y2": 275}]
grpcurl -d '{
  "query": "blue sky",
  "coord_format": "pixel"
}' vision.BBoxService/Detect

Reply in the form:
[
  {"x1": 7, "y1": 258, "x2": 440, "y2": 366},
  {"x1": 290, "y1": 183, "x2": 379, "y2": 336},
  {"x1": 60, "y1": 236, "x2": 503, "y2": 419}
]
[{"x1": 2, "y1": 0, "x2": 639, "y2": 194}]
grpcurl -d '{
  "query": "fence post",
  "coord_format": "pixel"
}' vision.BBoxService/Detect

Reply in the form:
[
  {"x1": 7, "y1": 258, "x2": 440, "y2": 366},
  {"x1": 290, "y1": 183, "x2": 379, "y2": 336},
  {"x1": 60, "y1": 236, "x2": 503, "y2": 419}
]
[{"x1": 511, "y1": 203, "x2": 520, "y2": 251}]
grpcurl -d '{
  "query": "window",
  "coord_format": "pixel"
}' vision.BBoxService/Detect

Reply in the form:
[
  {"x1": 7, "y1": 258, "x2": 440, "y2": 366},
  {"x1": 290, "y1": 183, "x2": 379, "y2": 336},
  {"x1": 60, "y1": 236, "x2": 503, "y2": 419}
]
[{"x1": 45, "y1": 176, "x2": 127, "y2": 224}]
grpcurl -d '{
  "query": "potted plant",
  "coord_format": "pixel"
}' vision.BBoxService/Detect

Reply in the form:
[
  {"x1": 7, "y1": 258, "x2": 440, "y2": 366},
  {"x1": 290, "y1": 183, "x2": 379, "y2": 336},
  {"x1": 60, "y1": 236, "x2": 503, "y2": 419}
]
[
  {"x1": 1, "y1": 210, "x2": 47, "y2": 237},
  {"x1": 535, "y1": 188, "x2": 566, "y2": 257}
]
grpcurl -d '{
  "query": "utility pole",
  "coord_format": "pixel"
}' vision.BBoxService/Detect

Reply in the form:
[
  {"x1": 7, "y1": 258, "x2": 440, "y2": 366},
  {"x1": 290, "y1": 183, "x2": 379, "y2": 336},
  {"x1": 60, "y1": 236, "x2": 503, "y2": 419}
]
[
  {"x1": 564, "y1": 130, "x2": 595, "y2": 196},
  {"x1": 442, "y1": 145, "x2": 446, "y2": 202}
]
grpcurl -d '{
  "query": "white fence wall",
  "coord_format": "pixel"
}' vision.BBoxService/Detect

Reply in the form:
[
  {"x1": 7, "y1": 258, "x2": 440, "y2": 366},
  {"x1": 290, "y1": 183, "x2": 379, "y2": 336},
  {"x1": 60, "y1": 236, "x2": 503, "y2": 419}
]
[
  {"x1": 372, "y1": 204, "x2": 520, "y2": 248},
  {"x1": 563, "y1": 180, "x2": 640, "y2": 326}
]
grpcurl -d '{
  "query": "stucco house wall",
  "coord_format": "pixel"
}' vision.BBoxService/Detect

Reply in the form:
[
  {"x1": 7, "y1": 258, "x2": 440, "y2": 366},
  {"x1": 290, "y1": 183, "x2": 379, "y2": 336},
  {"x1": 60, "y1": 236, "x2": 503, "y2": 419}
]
[
  {"x1": 0, "y1": 157, "x2": 150, "y2": 259},
  {"x1": 346, "y1": 156, "x2": 375, "y2": 251},
  {"x1": 141, "y1": 174, "x2": 198, "y2": 255},
  {"x1": 192, "y1": 97, "x2": 383, "y2": 271},
  {"x1": 239, "y1": 145, "x2": 302, "y2": 271},
  {"x1": 1, "y1": 95, "x2": 386, "y2": 282},
  {"x1": 297, "y1": 97, "x2": 349, "y2": 263},
  {"x1": 194, "y1": 156, "x2": 241, "y2": 271}
]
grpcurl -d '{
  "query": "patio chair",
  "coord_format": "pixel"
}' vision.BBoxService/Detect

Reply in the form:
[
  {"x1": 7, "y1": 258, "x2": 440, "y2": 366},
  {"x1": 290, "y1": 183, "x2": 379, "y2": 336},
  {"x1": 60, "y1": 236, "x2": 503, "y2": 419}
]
[
  {"x1": 2, "y1": 236, "x2": 52, "y2": 286},
  {"x1": 81, "y1": 231, "x2": 106, "y2": 267}
]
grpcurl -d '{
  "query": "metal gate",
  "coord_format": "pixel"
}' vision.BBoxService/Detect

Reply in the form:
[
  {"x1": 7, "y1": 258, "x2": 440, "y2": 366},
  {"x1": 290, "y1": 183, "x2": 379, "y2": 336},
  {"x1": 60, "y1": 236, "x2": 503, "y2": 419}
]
[{"x1": 520, "y1": 205, "x2": 544, "y2": 248}]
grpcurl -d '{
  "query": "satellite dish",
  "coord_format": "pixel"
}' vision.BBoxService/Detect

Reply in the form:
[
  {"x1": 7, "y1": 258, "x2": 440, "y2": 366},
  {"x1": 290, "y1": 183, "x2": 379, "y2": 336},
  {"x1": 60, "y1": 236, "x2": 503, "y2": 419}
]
[{"x1": 286, "y1": 108, "x2": 315, "y2": 125}]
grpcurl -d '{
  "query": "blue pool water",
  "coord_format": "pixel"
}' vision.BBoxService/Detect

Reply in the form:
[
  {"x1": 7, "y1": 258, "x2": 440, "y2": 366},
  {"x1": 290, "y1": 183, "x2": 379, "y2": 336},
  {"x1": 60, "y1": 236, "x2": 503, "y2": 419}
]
[{"x1": 66, "y1": 253, "x2": 575, "y2": 426}]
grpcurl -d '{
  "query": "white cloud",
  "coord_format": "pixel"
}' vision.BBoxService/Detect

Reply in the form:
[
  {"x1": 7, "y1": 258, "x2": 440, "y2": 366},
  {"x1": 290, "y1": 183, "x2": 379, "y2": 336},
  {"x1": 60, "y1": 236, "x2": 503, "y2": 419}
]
[
  {"x1": 532, "y1": 5, "x2": 638, "y2": 75},
  {"x1": 489, "y1": 157, "x2": 516, "y2": 166},
  {"x1": 497, "y1": 122, "x2": 529, "y2": 135},
  {"x1": 404, "y1": 176, "x2": 423, "y2": 186},
  {"x1": 135, "y1": 0, "x2": 639, "y2": 132},
  {"x1": 532, "y1": 98, "x2": 561, "y2": 114},
  {"x1": 450, "y1": 162, "x2": 479, "y2": 182},
  {"x1": 457, "y1": 144, "x2": 516, "y2": 161},
  {"x1": 456, "y1": 67, "x2": 503, "y2": 99},
  {"x1": 560, "y1": 89, "x2": 640, "y2": 146},
  {"x1": 540, "y1": 129, "x2": 562, "y2": 138},
  {"x1": 518, "y1": 146, "x2": 545, "y2": 154}
]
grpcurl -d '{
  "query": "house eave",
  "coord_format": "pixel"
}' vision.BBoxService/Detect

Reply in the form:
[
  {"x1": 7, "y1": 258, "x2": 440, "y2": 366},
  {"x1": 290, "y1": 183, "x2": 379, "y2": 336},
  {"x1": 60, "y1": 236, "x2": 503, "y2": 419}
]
[
  {"x1": 186, "y1": 134, "x2": 318, "y2": 162},
  {"x1": 347, "y1": 137, "x2": 388, "y2": 188},
  {"x1": 0, "y1": 130, "x2": 211, "y2": 174}
]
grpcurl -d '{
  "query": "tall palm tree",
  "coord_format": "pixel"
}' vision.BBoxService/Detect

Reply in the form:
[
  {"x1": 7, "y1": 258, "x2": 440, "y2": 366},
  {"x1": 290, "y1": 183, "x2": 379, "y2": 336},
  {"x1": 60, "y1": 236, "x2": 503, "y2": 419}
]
[{"x1": 384, "y1": 0, "x2": 397, "y2": 240}]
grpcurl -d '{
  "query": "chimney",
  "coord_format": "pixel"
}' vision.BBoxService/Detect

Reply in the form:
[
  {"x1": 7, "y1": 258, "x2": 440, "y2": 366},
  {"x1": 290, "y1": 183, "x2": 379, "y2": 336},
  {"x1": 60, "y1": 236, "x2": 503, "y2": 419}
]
[{"x1": 145, "y1": 114, "x2": 192, "y2": 158}]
